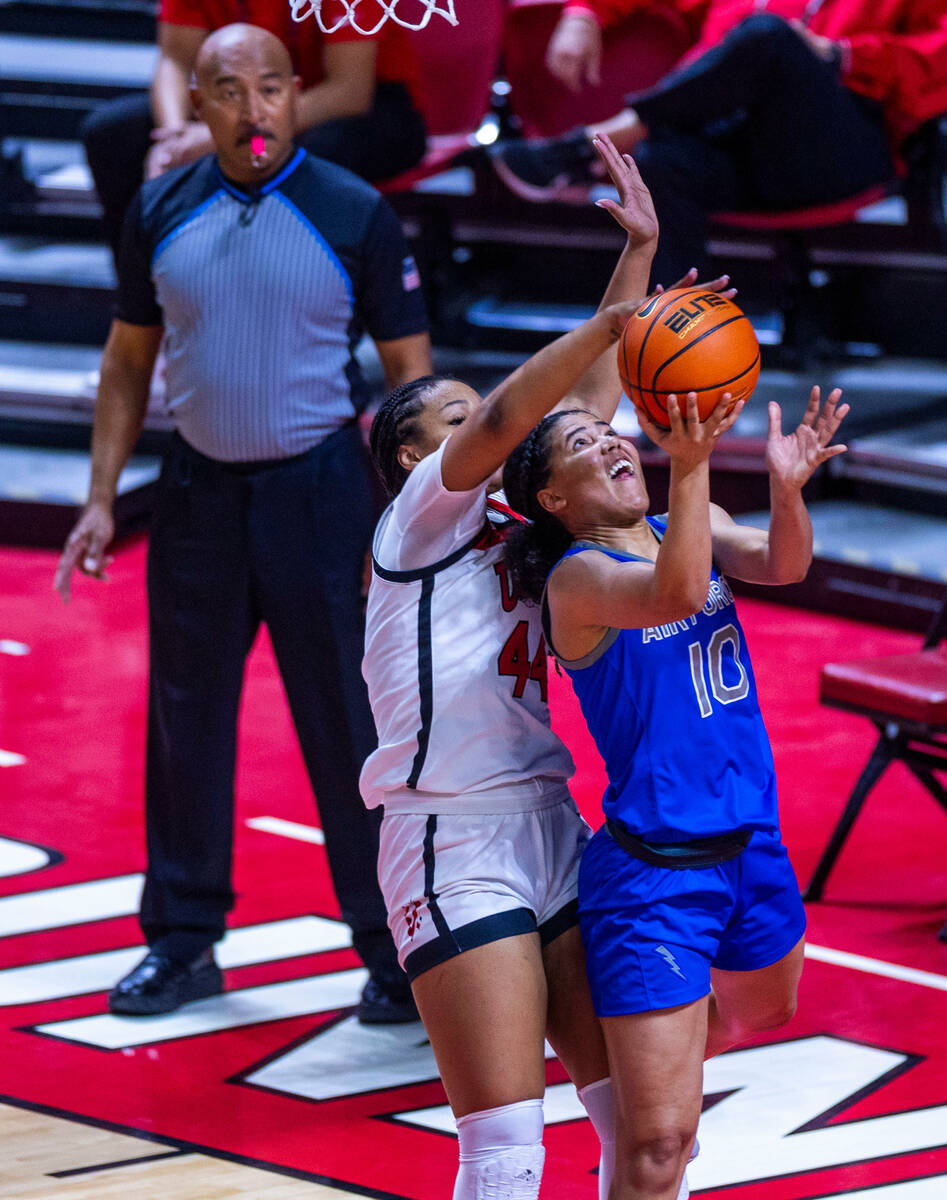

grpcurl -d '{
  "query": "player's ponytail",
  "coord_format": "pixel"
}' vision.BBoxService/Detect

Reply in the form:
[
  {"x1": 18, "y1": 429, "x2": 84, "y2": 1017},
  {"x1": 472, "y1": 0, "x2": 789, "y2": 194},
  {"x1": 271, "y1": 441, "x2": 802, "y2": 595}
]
[
  {"x1": 502, "y1": 410, "x2": 576, "y2": 605},
  {"x1": 370, "y1": 375, "x2": 451, "y2": 496}
]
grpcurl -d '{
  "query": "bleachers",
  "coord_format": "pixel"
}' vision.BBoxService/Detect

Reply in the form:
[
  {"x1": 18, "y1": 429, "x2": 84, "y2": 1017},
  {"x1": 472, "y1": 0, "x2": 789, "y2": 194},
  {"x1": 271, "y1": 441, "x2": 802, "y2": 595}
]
[{"x1": 0, "y1": 0, "x2": 946, "y2": 623}]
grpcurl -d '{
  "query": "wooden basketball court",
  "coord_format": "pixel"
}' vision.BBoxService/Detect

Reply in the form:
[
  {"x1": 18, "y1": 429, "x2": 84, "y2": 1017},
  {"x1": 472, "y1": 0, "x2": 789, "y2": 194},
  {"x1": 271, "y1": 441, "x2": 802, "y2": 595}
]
[
  {"x1": 2, "y1": 540, "x2": 946, "y2": 1198},
  {"x1": 3, "y1": 1102, "x2": 355, "y2": 1198}
]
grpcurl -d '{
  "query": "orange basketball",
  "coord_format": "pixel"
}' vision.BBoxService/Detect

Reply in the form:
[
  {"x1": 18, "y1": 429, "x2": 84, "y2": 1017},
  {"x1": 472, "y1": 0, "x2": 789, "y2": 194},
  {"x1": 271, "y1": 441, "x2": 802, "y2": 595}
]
[{"x1": 617, "y1": 286, "x2": 760, "y2": 429}]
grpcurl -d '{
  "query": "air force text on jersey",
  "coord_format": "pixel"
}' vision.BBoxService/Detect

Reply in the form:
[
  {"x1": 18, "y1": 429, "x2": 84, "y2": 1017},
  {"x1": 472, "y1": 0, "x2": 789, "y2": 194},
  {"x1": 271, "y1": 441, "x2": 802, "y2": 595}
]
[{"x1": 641, "y1": 576, "x2": 735, "y2": 644}]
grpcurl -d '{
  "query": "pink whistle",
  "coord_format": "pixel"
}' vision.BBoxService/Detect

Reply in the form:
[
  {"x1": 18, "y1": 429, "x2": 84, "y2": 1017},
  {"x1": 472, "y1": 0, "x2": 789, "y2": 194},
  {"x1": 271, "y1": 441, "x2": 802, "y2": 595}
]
[{"x1": 250, "y1": 136, "x2": 266, "y2": 157}]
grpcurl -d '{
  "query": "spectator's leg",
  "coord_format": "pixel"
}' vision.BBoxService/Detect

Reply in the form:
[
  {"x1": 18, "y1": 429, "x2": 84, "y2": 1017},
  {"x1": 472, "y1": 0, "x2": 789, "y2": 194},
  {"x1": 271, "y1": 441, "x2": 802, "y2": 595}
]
[
  {"x1": 630, "y1": 14, "x2": 892, "y2": 206},
  {"x1": 628, "y1": 15, "x2": 820, "y2": 134},
  {"x1": 80, "y1": 92, "x2": 153, "y2": 269},
  {"x1": 296, "y1": 82, "x2": 426, "y2": 181},
  {"x1": 492, "y1": 13, "x2": 891, "y2": 207},
  {"x1": 142, "y1": 438, "x2": 257, "y2": 962},
  {"x1": 635, "y1": 131, "x2": 746, "y2": 286},
  {"x1": 250, "y1": 426, "x2": 409, "y2": 1001}
]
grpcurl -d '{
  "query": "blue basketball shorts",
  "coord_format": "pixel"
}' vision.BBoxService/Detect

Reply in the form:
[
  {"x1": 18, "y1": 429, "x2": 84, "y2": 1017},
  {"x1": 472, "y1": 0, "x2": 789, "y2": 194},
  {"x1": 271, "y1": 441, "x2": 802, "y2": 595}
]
[{"x1": 578, "y1": 826, "x2": 807, "y2": 1016}]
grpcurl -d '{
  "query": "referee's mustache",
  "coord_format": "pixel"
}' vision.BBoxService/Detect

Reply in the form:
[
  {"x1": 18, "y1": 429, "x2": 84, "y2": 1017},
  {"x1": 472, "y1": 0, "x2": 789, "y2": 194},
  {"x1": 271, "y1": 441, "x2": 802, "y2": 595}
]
[{"x1": 237, "y1": 129, "x2": 277, "y2": 145}]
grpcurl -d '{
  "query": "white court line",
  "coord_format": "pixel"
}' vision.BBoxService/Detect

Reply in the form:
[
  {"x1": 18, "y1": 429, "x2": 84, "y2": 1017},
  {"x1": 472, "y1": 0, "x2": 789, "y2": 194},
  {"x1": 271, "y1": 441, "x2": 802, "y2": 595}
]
[
  {"x1": 0, "y1": 837, "x2": 49, "y2": 880},
  {"x1": 37, "y1": 968, "x2": 367, "y2": 1048},
  {"x1": 246, "y1": 816, "x2": 325, "y2": 845},
  {"x1": 0, "y1": 750, "x2": 26, "y2": 767},
  {"x1": 805, "y1": 943, "x2": 947, "y2": 993},
  {"x1": 0, "y1": 874, "x2": 143, "y2": 938},
  {"x1": 0, "y1": 915, "x2": 350, "y2": 1006},
  {"x1": 808, "y1": 1178, "x2": 947, "y2": 1199}
]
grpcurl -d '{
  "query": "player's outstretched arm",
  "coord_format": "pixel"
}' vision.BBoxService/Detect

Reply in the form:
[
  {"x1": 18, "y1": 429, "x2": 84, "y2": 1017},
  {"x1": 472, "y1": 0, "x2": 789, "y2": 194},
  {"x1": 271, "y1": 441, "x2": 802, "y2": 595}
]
[
  {"x1": 54, "y1": 321, "x2": 162, "y2": 602},
  {"x1": 560, "y1": 136, "x2": 656, "y2": 417},
  {"x1": 568, "y1": 136, "x2": 736, "y2": 423},
  {"x1": 709, "y1": 386, "x2": 849, "y2": 584},
  {"x1": 440, "y1": 300, "x2": 639, "y2": 493}
]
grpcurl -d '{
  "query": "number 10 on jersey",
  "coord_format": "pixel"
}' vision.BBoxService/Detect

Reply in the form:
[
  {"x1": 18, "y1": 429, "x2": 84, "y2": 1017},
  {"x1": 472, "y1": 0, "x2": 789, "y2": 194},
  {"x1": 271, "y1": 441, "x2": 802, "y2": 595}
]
[{"x1": 688, "y1": 623, "x2": 750, "y2": 718}]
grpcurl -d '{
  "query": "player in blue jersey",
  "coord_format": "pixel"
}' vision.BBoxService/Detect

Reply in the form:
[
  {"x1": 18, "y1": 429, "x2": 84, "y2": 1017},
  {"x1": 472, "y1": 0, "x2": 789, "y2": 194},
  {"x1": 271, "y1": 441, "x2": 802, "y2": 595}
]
[{"x1": 502, "y1": 385, "x2": 848, "y2": 1200}]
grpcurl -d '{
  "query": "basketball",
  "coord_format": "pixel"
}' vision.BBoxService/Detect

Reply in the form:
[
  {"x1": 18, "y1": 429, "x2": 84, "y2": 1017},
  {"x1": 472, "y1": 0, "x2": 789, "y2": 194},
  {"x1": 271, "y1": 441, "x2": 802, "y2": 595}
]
[{"x1": 618, "y1": 287, "x2": 760, "y2": 428}]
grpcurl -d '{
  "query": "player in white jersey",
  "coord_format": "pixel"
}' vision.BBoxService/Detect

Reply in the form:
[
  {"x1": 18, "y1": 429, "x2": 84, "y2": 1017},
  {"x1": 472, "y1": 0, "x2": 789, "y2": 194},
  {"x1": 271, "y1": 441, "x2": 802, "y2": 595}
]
[
  {"x1": 361, "y1": 139, "x2": 730, "y2": 1200},
  {"x1": 361, "y1": 140, "x2": 656, "y2": 1200},
  {"x1": 363, "y1": 477, "x2": 572, "y2": 809},
  {"x1": 363, "y1": 355, "x2": 631, "y2": 1200}
]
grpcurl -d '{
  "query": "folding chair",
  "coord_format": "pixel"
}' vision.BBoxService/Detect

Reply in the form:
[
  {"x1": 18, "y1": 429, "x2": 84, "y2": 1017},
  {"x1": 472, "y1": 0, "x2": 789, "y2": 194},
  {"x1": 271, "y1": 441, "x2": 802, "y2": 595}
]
[
  {"x1": 803, "y1": 596, "x2": 947, "y2": 904},
  {"x1": 710, "y1": 114, "x2": 947, "y2": 361}
]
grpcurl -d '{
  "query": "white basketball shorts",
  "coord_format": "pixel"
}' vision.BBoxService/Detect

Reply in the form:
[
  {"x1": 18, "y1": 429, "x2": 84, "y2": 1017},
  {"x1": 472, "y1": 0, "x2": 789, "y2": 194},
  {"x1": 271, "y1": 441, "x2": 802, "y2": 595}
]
[{"x1": 378, "y1": 789, "x2": 592, "y2": 981}]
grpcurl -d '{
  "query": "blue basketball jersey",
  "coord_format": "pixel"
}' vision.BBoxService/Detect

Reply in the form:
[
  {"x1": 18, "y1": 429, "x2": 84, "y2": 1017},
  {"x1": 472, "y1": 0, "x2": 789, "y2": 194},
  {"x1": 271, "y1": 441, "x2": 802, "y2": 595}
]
[{"x1": 546, "y1": 518, "x2": 779, "y2": 841}]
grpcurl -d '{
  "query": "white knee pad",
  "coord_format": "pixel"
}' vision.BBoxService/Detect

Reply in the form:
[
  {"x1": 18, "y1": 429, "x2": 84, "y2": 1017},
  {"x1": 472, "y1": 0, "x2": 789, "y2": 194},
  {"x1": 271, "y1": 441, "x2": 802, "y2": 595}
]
[{"x1": 453, "y1": 1099, "x2": 545, "y2": 1200}]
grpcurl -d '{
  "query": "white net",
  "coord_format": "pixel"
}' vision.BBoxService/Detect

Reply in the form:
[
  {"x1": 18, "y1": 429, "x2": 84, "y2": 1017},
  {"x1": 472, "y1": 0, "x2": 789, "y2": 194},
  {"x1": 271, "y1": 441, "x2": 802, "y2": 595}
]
[{"x1": 289, "y1": 0, "x2": 457, "y2": 35}]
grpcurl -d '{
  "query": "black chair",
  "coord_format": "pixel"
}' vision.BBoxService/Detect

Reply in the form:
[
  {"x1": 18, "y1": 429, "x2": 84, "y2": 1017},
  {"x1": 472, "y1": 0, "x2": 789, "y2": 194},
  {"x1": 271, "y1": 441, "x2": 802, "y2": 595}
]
[
  {"x1": 709, "y1": 113, "x2": 947, "y2": 364},
  {"x1": 903, "y1": 113, "x2": 947, "y2": 251},
  {"x1": 803, "y1": 595, "x2": 947, "y2": 909}
]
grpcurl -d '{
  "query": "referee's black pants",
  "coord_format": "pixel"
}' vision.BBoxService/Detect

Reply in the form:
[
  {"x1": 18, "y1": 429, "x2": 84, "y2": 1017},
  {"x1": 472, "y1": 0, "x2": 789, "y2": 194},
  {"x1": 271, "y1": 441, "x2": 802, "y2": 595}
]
[
  {"x1": 626, "y1": 14, "x2": 894, "y2": 286},
  {"x1": 142, "y1": 425, "x2": 405, "y2": 994}
]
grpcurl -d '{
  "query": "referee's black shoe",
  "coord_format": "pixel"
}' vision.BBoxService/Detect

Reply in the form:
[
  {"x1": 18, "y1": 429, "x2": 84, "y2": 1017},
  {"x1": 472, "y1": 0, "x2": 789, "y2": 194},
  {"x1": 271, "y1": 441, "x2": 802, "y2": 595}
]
[
  {"x1": 108, "y1": 948, "x2": 223, "y2": 1015},
  {"x1": 357, "y1": 976, "x2": 419, "y2": 1024}
]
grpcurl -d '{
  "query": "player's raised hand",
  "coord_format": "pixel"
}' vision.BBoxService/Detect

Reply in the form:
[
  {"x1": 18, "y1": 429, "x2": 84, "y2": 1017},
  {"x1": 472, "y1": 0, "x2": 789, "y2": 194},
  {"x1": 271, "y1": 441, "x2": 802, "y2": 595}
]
[
  {"x1": 657, "y1": 266, "x2": 738, "y2": 303},
  {"x1": 634, "y1": 391, "x2": 744, "y2": 465},
  {"x1": 54, "y1": 502, "x2": 114, "y2": 602},
  {"x1": 592, "y1": 135, "x2": 658, "y2": 249},
  {"x1": 766, "y1": 386, "x2": 849, "y2": 490}
]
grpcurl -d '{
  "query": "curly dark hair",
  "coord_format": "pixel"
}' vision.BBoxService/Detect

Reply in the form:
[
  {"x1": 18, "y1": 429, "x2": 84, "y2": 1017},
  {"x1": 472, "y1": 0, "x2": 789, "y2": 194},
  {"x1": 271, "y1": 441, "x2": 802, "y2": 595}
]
[
  {"x1": 369, "y1": 375, "x2": 453, "y2": 496},
  {"x1": 501, "y1": 409, "x2": 580, "y2": 605}
]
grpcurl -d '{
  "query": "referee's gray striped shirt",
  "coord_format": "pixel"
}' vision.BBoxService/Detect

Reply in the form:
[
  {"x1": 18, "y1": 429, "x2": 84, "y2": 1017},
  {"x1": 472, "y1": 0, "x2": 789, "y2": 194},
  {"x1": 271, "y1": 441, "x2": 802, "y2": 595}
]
[{"x1": 117, "y1": 151, "x2": 428, "y2": 462}]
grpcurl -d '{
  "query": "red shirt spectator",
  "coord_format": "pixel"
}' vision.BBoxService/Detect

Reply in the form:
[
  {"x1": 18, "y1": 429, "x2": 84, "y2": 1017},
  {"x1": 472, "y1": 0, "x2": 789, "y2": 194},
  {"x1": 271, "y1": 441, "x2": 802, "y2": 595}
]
[
  {"x1": 493, "y1": 1, "x2": 921, "y2": 284},
  {"x1": 566, "y1": 0, "x2": 947, "y2": 145}
]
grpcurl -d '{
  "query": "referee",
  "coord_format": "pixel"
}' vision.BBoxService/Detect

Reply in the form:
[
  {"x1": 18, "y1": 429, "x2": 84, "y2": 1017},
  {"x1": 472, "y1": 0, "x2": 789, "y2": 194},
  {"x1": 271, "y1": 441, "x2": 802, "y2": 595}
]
[{"x1": 55, "y1": 23, "x2": 432, "y2": 1022}]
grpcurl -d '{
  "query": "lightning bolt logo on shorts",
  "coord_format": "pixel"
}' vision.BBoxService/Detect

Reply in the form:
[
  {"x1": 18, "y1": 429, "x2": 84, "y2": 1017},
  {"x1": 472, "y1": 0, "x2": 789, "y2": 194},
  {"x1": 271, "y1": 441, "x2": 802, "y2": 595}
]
[{"x1": 655, "y1": 945, "x2": 687, "y2": 979}]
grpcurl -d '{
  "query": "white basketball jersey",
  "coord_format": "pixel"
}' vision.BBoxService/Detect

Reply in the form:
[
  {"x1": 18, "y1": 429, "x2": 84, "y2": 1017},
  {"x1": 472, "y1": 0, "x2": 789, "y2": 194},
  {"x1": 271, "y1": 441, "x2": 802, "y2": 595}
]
[{"x1": 360, "y1": 442, "x2": 574, "y2": 814}]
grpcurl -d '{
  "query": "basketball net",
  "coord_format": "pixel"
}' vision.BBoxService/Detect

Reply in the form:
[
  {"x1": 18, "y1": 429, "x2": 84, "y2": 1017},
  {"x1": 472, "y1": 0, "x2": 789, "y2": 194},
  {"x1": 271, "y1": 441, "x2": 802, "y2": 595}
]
[{"x1": 289, "y1": 0, "x2": 457, "y2": 35}]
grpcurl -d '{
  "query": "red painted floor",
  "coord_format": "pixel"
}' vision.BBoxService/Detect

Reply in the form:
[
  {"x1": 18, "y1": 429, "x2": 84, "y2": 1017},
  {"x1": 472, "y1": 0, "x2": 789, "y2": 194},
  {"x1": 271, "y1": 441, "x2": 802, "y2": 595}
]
[{"x1": 1, "y1": 539, "x2": 945, "y2": 1198}]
